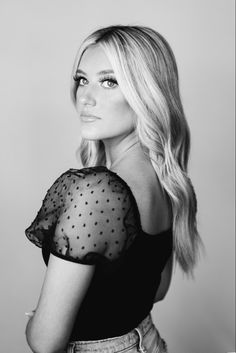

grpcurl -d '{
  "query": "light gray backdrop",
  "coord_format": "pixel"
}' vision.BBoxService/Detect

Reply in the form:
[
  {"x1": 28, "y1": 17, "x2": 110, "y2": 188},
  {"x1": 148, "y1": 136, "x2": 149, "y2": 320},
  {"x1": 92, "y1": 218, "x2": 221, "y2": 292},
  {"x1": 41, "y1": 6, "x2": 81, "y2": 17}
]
[{"x1": 0, "y1": 1, "x2": 234, "y2": 352}]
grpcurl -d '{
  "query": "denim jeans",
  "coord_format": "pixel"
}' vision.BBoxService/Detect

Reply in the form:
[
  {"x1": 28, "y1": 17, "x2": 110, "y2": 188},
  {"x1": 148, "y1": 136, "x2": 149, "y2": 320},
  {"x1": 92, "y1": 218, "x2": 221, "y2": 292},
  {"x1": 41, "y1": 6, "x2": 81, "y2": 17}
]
[{"x1": 66, "y1": 314, "x2": 168, "y2": 353}]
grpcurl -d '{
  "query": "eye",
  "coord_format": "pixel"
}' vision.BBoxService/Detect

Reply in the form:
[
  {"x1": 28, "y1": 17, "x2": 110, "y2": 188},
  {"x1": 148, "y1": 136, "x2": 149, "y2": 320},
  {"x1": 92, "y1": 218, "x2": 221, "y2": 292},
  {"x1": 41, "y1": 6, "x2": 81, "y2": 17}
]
[
  {"x1": 73, "y1": 75, "x2": 88, "y2": 87},
  {"x1": 78, "y1": 77, "x2": 88, "y2": 86},
  {"x1": 100, "y1": 78, "x2": 118, "y2": 89}
]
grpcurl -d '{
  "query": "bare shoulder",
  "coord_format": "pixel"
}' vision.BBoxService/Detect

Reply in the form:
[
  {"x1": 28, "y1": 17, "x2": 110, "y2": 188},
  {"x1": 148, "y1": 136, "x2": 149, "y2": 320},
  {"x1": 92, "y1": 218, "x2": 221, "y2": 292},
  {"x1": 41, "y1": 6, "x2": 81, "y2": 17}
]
[{"x1": 115, "y1": 159, "x2": 172, "y2": 235}]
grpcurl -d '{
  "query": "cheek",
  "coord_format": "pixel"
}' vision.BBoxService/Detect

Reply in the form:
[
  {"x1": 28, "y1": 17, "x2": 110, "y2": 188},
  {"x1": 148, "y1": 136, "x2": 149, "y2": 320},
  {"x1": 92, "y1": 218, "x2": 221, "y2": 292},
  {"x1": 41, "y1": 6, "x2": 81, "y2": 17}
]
[{"x1": 105, "y1": 95, "x2": 135, "y2": 126}]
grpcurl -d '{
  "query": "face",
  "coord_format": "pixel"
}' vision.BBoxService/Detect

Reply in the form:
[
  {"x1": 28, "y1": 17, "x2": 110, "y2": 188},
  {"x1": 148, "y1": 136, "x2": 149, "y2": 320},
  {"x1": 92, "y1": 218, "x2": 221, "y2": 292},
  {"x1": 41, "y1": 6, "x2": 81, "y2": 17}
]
[{"x1": 74, "y1": 45, "x2": 136, "y2": 142}]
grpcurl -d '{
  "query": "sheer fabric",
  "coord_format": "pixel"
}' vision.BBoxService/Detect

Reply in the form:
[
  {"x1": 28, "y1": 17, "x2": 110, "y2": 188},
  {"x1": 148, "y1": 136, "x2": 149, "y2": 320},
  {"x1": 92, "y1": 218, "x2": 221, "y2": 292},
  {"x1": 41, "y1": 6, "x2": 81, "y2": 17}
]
[{"x1": 25, "y1": 167, "x2": 139, "y2": 265}]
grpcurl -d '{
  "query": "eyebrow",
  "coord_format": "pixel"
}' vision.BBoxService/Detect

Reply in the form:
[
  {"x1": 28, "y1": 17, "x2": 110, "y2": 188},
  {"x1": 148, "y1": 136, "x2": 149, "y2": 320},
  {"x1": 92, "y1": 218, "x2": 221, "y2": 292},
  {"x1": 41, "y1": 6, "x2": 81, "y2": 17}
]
[{"x1": 76, "y1": 69, "x2": 115, "y2": 76}]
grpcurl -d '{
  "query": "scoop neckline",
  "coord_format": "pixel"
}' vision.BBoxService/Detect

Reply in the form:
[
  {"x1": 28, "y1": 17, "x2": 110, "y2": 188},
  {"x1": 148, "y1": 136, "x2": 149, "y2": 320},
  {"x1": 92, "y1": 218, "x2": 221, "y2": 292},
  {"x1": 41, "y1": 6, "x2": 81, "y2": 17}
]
[{"x1": 69, "y1": 165, "x2": 172, "y2": 238}]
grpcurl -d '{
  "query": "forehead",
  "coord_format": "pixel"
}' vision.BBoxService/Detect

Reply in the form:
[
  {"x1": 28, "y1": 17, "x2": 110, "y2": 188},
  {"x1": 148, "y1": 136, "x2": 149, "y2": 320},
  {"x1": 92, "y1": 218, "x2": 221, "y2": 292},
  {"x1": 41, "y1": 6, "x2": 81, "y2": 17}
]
[{"x1": 78, "y1": 45, "x2": 113, "y2": 73}]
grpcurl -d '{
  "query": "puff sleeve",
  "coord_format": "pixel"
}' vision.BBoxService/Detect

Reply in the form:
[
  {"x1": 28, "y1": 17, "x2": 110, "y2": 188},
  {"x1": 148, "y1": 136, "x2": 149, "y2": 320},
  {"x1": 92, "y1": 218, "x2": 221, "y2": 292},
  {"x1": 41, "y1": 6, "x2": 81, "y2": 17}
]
[{"x1": 25, "y1": 168, "x2": 139, "y2": 265}]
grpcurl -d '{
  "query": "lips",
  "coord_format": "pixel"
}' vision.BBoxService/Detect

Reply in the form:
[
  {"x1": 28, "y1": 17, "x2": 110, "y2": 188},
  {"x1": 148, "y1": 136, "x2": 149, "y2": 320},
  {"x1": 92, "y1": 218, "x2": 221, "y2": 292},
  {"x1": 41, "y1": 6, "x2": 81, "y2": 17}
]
[{"x1": 81, "y1": 113, "x2": 100, "y2": 122}]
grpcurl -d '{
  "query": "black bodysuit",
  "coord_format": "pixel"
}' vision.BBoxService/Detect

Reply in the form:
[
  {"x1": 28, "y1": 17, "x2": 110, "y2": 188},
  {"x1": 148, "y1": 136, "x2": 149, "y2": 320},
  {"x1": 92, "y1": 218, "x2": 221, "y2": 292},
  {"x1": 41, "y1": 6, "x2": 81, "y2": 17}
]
[{"x1": 25, "y1": 166, "x2": 173, "y2": 341}]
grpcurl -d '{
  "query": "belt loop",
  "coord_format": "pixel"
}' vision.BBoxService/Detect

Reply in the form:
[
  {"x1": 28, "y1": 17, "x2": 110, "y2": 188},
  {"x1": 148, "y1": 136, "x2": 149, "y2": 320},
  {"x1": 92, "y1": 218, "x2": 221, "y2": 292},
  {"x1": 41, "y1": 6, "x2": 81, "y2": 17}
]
[
  {"x1": 134, "y1": 328, "x2": 147, "y2": 353},
  {"x1": 67, "y1": 342, "x2": 76, "y2": 353}
]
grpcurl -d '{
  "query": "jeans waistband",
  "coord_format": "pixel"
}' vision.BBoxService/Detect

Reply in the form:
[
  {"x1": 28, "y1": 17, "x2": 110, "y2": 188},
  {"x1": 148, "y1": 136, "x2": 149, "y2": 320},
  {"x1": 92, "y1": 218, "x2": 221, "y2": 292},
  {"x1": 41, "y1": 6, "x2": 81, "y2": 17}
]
[{"x1": 67, "y1": 314, "x2": 155, "y2": 353}]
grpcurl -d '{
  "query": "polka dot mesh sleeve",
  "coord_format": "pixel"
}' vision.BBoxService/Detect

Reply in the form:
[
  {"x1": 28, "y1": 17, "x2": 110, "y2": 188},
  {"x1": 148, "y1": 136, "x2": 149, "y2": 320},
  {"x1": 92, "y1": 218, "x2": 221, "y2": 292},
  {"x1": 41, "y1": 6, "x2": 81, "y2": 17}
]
[{"x1": 25, "y1": 167, "x2": 139, "y2": 265}]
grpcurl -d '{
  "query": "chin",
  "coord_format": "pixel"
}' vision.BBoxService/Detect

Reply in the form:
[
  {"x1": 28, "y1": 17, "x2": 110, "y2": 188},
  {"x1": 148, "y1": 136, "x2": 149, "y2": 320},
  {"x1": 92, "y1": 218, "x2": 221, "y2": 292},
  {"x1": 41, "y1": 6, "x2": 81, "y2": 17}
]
[
  {"x1": 81, "y1": 134, "x2": 101, "y2": 141},
  {"x1": 80, "y1": 130, "x2": 112, "y2": 141},
  {"x1": 80, "y1": 127, "x2": 101, "y2": 140},
  {"x1": 80, "y1": 124, "x2": 134, "y2": 142}
]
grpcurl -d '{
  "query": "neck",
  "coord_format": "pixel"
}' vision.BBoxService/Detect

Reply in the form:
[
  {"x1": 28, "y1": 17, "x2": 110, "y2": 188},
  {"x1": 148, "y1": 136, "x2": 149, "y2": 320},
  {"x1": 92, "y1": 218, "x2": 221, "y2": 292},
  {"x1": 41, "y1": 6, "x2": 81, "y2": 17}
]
[{"x1": 102, "y1": 131, "x2": 143, "y2": 170}]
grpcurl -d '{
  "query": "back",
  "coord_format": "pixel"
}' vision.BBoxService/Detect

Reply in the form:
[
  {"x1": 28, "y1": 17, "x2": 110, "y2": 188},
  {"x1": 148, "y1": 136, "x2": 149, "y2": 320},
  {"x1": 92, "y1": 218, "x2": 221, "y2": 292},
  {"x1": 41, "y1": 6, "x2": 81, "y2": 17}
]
[
  {"x1": 112, "y1": 158, "x2": 174, "y2": 303},
  {"x1": 111, "y1": 156, "x2": 172, "y2": 235}
]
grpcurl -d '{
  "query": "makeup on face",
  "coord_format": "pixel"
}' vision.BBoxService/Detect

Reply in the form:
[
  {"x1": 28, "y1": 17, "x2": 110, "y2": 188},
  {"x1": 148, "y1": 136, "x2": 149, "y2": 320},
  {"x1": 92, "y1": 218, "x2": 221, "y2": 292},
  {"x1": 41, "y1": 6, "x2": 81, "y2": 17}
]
[{"x1": 74, "y1": 45, "x2": 136, "y2": 142}]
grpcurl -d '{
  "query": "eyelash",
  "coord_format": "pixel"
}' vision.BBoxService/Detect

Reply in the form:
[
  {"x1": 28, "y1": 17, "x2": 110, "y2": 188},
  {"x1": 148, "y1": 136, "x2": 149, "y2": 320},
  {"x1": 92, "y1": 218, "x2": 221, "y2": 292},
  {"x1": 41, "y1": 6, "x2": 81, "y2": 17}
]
[{"x1": 73, "y1": 75, "x2": 118, "y2": 87}]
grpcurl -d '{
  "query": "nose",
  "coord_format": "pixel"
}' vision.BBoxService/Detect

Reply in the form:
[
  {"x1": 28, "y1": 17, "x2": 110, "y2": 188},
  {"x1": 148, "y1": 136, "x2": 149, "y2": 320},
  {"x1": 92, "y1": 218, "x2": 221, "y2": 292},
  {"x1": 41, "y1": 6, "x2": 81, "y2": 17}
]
[
  {"x1": 79, "y1": 95, "x2": 96, "y2": 106},
  {"x1": 77, "y1": 87, "x2": 96, "y2": 106}
]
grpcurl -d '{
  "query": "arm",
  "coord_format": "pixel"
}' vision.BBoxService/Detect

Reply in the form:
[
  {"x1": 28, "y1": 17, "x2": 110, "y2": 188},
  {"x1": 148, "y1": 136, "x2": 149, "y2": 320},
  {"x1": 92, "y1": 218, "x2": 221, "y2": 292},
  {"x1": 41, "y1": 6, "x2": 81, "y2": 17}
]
[
  {"x1": 25, "y1": 169, "x2": 132, "y2": 352},
  {"x1": 25, "y1": 254, "x2": 95, "y2": 353},
  {"x1": 154, "y1": 253, "x2": 173, "y2": 303}
]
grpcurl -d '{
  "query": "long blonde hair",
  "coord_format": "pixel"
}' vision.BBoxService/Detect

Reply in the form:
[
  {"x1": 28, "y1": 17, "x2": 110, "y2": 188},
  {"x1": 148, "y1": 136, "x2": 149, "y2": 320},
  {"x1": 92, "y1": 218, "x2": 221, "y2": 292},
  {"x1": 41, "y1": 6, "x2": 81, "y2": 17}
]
[{"x1": 70, "y1": 25, "x2": 203, "y2": 276}]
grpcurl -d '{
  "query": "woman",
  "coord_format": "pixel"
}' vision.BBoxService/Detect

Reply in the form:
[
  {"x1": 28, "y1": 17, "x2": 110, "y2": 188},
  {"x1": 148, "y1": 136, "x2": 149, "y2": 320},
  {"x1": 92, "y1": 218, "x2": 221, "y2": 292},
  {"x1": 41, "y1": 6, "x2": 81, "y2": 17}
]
[{"x1": 25, "y1": 25, "x2": 203, "y2": 353}]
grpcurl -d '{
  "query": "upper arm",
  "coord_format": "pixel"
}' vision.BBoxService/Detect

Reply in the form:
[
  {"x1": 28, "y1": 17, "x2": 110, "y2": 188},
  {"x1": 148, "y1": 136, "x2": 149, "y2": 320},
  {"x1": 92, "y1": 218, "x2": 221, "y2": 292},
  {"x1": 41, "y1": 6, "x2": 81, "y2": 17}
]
[
  {"x1": 26, "y1": 254, "x2": 95, "y2": 353},
  {"x1": 154, "y1": 252, "x2": 173, "y2": 303},
  {"x1": 25, "y1": 169, "x2": 137, "y2": 264}
]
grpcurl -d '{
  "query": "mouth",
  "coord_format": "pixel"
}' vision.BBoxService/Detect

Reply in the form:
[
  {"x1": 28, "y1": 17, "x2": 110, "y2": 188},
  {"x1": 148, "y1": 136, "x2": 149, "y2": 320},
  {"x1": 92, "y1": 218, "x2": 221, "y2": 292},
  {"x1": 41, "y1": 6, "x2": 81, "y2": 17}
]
[{"x1": 81, "y1": 113, "x2": 100, "y2": 122}]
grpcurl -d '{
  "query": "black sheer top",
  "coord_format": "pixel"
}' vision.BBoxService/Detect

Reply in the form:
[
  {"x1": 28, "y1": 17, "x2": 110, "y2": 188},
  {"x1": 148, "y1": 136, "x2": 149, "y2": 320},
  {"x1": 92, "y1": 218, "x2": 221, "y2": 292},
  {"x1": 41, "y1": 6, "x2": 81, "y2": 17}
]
[{"x1": 25, "y1": 166, "x2": 173, "y2": 340}]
